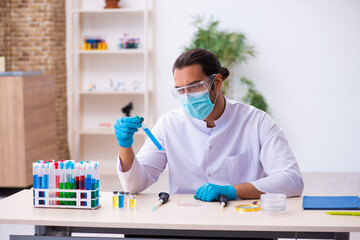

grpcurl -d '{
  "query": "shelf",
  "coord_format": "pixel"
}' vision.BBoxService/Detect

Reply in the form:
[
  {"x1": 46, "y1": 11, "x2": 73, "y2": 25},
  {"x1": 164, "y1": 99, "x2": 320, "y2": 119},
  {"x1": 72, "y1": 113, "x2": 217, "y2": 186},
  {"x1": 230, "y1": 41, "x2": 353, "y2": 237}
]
[
  {"x1": 72, "y1": 9, "x2": 147, "y2": 14},
  {"x1": 75, "y1": 49, "x2": 145, "y2": 55},
  {"x1": 77, "y1": 129, "x2": 145, "y2": 136},
  {"x1": 70, "y1": 0, "x2": 153, "y2": 162},
  {"x1": 77, "y1": 90, "x2": 145, "y2": 95}
]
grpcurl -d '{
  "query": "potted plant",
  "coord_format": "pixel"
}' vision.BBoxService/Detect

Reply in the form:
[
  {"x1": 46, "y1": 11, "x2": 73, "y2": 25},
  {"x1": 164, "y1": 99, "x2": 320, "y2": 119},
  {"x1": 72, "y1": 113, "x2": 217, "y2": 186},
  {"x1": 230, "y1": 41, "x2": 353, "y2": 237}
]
[
  {"x1": 185, "y1": 16, "x2": 269, "y2": 113},
  {"x1": 104, "y1": 0, "x2": 120, "y2": 9}
]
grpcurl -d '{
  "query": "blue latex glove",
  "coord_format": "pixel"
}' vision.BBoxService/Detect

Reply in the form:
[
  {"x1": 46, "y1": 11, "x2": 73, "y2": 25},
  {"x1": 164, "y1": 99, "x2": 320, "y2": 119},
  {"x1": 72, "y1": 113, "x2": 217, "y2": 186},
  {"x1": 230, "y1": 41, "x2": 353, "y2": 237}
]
[
  {"x1": 194, "y1": 183, "x2": 237, "y2": 202},
  {"x1": 114, "y1": 116, "x2": 143, "y2": 148}
]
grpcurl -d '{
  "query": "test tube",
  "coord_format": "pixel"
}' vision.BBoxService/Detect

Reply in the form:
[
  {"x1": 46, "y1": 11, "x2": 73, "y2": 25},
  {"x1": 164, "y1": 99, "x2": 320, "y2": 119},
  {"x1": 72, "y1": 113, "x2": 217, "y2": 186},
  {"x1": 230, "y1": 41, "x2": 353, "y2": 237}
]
[
  {"x1": 84, "y1": 164, "x2": 91, "y2": 207},
  {"x1": 54, "y1": 162, "x2": 60, "y2": 205},
  {"x1": 65, "y1": 162, "x2": 71, "y2": 205},
  {"x1": 86, "y1": 164, "x2": 92, "y2": 191},
  {"x1": 32, "y1": 163, "x2": 38, "y2": 190},
  {"x1": 93, "y1": 161, "x2": 100, "y2": 203},
  {"x1": 59, "y1": 162, "x2": 64, "y2": 205},
  {"x1": 74, "y1": 163, "x2": 79, "y2": 190},
  {"x1": 32, "y1": 163, "x2": 38, "y2": 206},
  {"x1": 70, "y1": 163, "x2": 75, "y2": 205},
  {"x1": 136, "y1": 116, "x2": 163, "y2": 151},
  {"x1": 91, "y1": 162, "x2": 97, "y2": 207},
  {"x1": 80, "y1": 163, "x2": 86, "y2": 206},
  {"x1": 44, "y1": 162, "x2": 49, "y2": 190},
  {"x1": 49, "y1": 162, "x2": 55, "y2": 205},
  {"x1": 38, "y1": 162, "x2": 44, "y2": 204}
]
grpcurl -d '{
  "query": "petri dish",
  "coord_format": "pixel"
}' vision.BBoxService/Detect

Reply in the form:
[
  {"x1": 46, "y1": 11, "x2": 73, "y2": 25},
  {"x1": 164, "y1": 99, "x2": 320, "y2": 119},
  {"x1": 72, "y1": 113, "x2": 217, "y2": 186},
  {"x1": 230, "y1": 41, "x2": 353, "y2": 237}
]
[{"x1": 260, "y1": 193, "x2": 286, "y2": 215}]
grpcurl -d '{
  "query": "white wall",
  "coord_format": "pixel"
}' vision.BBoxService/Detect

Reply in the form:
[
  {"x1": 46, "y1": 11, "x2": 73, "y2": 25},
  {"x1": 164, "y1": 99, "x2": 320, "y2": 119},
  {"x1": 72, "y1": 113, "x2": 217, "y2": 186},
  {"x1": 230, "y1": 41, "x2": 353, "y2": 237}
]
[
  {"x1": 153, "y1": 0, "x2": 360, "y2": 173},
  {"x1": 67, "y1": 0, "x2": 360, "y2": 173}
]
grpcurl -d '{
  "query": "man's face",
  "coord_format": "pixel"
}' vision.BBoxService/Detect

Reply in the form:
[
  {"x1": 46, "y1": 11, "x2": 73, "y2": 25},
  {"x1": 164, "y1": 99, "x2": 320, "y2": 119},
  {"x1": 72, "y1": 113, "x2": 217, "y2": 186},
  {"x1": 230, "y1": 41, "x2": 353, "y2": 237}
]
[{"x1": 173, "y1": 64, "x2": 218, "y2": 102}]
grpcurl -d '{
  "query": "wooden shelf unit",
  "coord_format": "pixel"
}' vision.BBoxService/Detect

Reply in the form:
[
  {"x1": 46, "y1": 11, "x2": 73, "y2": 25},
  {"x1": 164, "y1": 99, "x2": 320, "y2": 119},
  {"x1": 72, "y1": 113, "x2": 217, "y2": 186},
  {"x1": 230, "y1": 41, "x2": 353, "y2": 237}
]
[{"x1": 0, "y1": 74, "x2": 57, "y2": 187}]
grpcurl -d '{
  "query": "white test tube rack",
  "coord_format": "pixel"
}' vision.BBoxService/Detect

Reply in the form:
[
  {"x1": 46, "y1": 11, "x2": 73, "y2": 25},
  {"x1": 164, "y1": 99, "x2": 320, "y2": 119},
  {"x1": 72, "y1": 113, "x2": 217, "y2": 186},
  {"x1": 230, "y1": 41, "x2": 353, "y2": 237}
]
[{"x1": 32, "y1": 188, "x2": 100, "y2": 209}]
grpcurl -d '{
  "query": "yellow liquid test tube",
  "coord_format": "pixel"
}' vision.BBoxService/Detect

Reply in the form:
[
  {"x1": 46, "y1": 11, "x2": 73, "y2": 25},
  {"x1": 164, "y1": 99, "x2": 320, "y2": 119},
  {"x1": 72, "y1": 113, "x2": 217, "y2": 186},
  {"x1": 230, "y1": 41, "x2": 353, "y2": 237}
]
[
  {"x1": 129, "y1": 193, "x2": 136, "y2": 209},
  {"x1": 112, "y1": 191, "x2": 118, "y2": 208}
]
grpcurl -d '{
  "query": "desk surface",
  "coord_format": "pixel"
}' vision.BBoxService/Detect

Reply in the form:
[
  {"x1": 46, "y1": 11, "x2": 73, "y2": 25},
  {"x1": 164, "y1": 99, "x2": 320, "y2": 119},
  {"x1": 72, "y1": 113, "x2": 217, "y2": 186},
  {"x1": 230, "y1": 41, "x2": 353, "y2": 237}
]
[{"x1": 0, "y1": 190, "x2": 359, "y2": 232}]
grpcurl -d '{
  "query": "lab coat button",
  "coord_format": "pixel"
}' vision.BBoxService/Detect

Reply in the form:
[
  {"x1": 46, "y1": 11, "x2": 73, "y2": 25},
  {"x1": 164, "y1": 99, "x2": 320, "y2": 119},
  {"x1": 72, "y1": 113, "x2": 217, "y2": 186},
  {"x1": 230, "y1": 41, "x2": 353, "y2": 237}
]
[
  {"x1": 207, "y1": 173, "x2": 211, "y2": 177},
  {"x1": 209, "y1": 146, "x2": 212, "y2": 150}
]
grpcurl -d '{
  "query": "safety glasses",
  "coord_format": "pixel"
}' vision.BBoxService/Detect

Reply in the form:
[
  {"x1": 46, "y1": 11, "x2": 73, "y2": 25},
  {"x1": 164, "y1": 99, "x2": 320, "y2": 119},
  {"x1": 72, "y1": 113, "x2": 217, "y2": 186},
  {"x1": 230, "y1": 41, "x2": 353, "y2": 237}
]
[{"x1": 171, "y1": 74, "x2": 216, "y2": 99}]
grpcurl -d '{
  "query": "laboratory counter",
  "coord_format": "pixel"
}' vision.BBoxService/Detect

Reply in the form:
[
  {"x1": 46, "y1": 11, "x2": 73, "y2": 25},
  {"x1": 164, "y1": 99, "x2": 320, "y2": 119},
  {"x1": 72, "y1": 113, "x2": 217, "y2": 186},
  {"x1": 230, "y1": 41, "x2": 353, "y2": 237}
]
[{"x1": 0, "y1": 190, "x2": 359, "y2": 239}]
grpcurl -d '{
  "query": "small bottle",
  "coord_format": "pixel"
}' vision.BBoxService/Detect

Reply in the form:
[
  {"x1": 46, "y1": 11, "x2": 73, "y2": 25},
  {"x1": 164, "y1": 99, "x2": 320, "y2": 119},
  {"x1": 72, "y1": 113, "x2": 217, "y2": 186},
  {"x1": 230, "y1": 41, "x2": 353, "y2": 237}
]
[
  {"x1": 112, "y1": 191, "x2": 118, "y2": 208},
  {"x1": 135, "y1": 37, "x2": 140, "y2": 49},
  {"x1": 124, "y1": 192, "x2": 130, "y2": 209},
  {"x1": 123, "y1": 33, "x2": 128, "y2": 48},
  {"x1": 118, "y1": 191, "x2": 125, "y2": 208},
  {"x1": 119, "y1": 38, "x2": 125, "y2": 49},
  {"x1": 129, "y1": 193, "x2": 136, "y2": 209}
]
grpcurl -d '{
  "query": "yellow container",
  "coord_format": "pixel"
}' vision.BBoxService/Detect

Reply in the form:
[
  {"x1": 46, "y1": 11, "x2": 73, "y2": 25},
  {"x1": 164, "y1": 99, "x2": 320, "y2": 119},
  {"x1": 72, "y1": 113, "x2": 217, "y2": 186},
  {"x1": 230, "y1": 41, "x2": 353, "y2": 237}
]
[
  {"x1": 129, "y1": 193, "x2": 136, "y2": 209},
  {"x1": 112, "y1": 191, "x2": 118, "y2": 208}
]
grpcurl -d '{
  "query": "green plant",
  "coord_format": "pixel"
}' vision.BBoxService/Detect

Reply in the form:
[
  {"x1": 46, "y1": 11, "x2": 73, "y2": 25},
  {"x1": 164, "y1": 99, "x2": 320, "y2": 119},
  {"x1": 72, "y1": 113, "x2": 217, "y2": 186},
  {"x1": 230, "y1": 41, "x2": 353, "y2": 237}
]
[
  {"x1": 185, "y1": 15, "x2": 269, "y2": 113},
  {"x1": 241, "y1": 77, "x2": 269, "y2": 113}
]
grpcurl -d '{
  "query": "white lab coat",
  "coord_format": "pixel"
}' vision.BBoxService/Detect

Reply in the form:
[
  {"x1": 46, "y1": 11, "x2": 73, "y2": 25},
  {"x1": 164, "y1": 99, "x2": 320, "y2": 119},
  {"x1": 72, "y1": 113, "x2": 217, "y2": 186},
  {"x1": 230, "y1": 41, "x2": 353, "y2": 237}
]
[{"x1": 117, "y1": 98, "x2": 304, "y2": 197}]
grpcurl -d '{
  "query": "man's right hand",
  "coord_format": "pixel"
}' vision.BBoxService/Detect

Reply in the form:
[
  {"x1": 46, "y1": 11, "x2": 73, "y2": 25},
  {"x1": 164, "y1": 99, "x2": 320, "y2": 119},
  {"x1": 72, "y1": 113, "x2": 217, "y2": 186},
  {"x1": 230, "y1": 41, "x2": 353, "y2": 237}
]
[{"x1": 114, "y1": 117, "x2": 143, "y2": 148}]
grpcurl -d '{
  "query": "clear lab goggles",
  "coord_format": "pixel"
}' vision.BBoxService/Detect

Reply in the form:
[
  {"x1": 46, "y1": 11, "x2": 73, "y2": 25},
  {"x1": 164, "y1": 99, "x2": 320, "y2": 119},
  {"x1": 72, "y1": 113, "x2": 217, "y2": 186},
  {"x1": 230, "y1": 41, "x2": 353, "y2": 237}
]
[{"x1": 171, "y1": 74, "x2": 216, "y2": 99}]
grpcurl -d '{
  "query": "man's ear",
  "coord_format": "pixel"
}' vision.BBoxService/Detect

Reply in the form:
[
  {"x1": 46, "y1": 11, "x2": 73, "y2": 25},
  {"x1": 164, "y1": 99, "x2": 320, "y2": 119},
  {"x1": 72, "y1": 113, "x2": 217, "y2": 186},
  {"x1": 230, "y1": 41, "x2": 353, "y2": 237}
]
[{"x1": 214, "y1": 73, "x2": 223, "y2": 90}]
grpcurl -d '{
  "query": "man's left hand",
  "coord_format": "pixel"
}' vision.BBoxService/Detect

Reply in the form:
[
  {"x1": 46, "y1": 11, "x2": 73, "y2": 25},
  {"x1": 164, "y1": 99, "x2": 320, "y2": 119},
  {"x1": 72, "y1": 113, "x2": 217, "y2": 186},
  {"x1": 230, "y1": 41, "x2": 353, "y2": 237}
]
[{"x1": 194, "y1": 183, "x2": 237, "y2": 202}]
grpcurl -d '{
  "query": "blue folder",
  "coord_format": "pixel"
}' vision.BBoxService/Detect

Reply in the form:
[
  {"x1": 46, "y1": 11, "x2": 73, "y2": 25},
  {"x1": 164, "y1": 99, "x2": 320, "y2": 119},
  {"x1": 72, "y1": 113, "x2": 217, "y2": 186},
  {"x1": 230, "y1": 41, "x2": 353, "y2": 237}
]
[{"x1": 303, "y1": 196, "x2": 360, "y2": 210}]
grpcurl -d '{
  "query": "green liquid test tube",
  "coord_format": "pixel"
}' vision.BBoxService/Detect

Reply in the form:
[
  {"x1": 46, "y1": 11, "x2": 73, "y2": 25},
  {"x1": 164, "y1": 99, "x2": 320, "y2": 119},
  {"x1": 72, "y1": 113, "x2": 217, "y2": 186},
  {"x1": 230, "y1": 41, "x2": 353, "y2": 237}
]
[{"x1": 59, "y1": 182, "x2": 63, "y2": 205}]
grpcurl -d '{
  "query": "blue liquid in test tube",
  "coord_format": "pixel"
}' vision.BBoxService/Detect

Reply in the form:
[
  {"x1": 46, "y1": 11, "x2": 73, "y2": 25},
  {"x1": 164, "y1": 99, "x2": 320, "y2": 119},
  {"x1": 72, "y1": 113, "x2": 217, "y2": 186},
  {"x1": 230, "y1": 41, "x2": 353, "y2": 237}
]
[
  {"x1": 32, "y1": 163, "x2": 38, "y2": 190},
  {"x1": 136, "y1": 116, "x2": 164, "y2": 151},
  {"x1": 143, "y1": 128, "x2": 163, "y2": 151},
  {"x1": 44, "y1": 163, "x2": 49, "y2": 190},
  {"x1": 136, "y1": 116, "x2": 163, "y2": 151}
]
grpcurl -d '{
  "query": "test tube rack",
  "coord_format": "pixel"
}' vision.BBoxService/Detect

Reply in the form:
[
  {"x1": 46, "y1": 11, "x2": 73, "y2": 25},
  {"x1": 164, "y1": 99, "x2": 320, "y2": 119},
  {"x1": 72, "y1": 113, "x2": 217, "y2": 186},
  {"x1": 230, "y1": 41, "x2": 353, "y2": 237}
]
[{"x1": 32, "y1": 188, "x2": 100, "y2": 209}]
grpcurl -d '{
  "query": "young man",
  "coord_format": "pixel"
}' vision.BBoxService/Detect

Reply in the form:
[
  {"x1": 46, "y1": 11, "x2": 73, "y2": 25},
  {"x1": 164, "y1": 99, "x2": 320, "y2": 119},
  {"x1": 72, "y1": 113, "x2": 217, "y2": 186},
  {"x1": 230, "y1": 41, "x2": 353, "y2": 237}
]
[{"x1": 114, "y1": 48, "x2": 303, "y2": 201}]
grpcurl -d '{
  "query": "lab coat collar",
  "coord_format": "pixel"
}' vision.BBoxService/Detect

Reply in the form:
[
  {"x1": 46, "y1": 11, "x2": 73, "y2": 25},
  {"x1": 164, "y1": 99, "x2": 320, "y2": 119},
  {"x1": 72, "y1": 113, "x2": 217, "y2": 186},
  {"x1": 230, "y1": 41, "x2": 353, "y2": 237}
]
[
  {"x1": 213, "y1": 97, "x2": 231, "y2": 128},
  {"x1": 185, "y1": 110, "x2": 209, "y2": 132}
]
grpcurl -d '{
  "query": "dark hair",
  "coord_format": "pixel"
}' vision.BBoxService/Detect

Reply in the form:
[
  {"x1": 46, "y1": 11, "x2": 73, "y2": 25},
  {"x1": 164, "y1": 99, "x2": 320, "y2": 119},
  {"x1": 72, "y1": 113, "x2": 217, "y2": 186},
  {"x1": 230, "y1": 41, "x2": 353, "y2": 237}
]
[{"x1": 172, "y1": 48, "x2": 229, "y2": 81}]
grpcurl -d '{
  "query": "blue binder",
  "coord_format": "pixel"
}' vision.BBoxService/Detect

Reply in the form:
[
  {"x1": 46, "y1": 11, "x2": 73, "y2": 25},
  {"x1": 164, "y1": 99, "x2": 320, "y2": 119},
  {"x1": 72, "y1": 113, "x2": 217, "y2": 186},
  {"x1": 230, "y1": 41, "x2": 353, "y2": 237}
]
[{"x1": 303, "y1": 196, "x2": 360, "y2": 210}]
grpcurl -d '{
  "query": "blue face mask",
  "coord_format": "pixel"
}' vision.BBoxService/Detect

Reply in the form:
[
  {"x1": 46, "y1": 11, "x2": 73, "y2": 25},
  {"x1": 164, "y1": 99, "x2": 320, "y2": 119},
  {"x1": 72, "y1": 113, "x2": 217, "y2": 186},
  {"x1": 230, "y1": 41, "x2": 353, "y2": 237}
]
[{"x1": 180, "y1": 90, "x2": 216, "y2": 120}]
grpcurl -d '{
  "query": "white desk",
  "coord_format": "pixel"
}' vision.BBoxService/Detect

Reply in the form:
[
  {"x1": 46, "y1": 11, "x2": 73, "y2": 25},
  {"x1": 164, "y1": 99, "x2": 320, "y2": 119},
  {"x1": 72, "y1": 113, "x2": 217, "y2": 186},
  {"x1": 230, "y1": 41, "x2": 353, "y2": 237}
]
[{"x1": 0, "y1": 190, "x2": 359, "y2": 240}]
